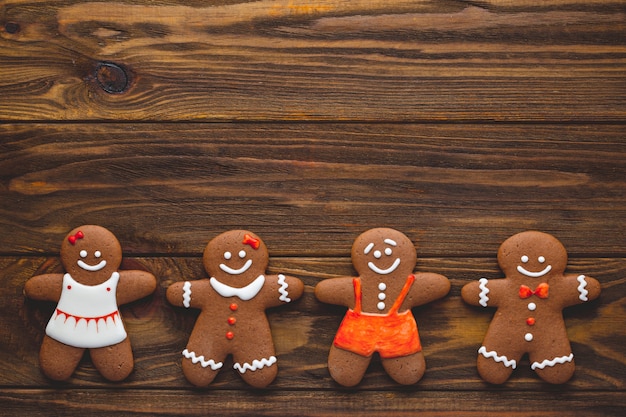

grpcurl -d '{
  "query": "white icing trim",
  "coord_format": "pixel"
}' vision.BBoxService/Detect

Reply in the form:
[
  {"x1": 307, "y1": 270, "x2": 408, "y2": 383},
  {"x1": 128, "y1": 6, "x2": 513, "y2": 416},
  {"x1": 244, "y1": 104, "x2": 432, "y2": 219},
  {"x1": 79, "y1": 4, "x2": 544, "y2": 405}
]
[
  {"x1": 364, "y1": 243, "x2": 375, "y2": 255},
  {"x1": 219, "y1": 259, "x2": 253, "y2": 275},
  {"x1": 383, "y1": 238, "x2": 397, "y2": 246},
  {"x1": 277, "y1": 274, "x2": 291, "y2": 302},
  {"x1": 233, "y1": 356, "x2": 277, "y2": 373},
  {"x1": 209, "y1": 275, "x2": 265, "y2": 300},
  {"x1": 478, "y1": 278, "x2": 490, "y2": 307},
  {"x1": 517, "y1": 264, "x2": 552, "y2": 278},
  {"x1": 478, "y1": 346, "x2": 516, "y2": 369},
  {"x1": 182, "y1": 281, "x2": 192, "y2": 308},
  {"x1": 182, "y1": 349, "x2": 223, "y2": 370},
  {"x1": 77, "y1": 259, "x2": 107, "y2": 272},
  {"x1": 576, "y1": 275, "x2": 589, "y2": 302},
  {"x1": 367, "y1": 258, "x2": 400, "y2": 275},
  {"x1": 531, "y1": 353, "x2": 574, "y2": 370}
]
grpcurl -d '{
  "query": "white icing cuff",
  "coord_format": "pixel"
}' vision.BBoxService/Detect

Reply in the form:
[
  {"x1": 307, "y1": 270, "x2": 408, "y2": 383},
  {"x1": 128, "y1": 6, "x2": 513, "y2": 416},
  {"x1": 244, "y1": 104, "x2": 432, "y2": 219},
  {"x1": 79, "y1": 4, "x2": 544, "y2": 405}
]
[
  {"x1": 277, "y1": 274, "x2": 291, "y2": 302},
  {"x1": 576, "y1": 275, "x2": 589, "y2": 302},
  {"x1": 182, "y1": 349, "x2": 223, "y2": 370},
  {"x1": 233, "y1": 356, "x2": 277, "y2": 374},
  {"x1": 182, "y1": 281, "x2": 192, "y2": 308},
  {"x1": 478, "y1": 346, "x2": 516, "y2": 369},
  {"x1": 478, "y1": 278, "x2": 490, "y2": 307},
  {"x1": 531, "y1": 353, "x2": 574, "y2": 370}
]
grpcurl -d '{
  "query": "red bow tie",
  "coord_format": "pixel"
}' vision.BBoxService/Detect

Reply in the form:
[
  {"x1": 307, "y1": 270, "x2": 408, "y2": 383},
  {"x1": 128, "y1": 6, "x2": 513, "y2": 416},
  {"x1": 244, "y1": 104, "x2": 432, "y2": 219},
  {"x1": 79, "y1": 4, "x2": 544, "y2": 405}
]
[{"x1": 519, "y1": 283, "x2": 549, "y2": 299}]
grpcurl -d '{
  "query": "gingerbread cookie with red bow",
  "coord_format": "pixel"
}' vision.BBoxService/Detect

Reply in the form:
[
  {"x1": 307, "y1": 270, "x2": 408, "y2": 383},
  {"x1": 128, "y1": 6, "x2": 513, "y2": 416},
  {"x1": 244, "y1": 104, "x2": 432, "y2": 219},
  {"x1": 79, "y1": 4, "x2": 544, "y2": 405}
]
[
  {"x1": 315, "y1": 228, "x2": 450, "y2": 386},
  {"x1": 24, "y1": 225, "x2": 157, "y2": 381},
  {"x1": 166, "y1": 230, "x2": 304, "y2": 388},
  {"x1": 461, "y1": 231, "x2": 601, "y2": 384}
]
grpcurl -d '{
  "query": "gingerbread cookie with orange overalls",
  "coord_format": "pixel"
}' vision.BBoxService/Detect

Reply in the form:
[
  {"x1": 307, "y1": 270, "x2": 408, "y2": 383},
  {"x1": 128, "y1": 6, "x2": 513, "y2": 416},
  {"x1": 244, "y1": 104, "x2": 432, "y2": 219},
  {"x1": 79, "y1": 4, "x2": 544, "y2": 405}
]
[
  {"x1": 461, "y1": 231, "x2": 601, "y2": 384},
  {"x1": 166, "y1": 230, "x2": 304, "y2": 388},
  {"x1": 315, "y1": 228, "x2": 450, "y2": 386},
  {"x1": 24, "y1": 225, "x2": 157, "y2": 381}
]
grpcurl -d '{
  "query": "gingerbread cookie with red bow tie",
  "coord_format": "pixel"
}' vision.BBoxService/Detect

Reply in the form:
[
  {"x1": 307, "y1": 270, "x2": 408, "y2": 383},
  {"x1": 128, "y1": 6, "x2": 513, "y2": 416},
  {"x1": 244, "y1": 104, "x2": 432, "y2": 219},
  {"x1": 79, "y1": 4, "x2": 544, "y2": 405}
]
[
  {"x1": 461, "y1": 231, "x2": 601, "y2": 384},
  {"x1": 166, "y1": 230, "x2": 304, "y2": 388},
  {"x1": 24, "y1": 225, "x2": 157, "y2": 381}
]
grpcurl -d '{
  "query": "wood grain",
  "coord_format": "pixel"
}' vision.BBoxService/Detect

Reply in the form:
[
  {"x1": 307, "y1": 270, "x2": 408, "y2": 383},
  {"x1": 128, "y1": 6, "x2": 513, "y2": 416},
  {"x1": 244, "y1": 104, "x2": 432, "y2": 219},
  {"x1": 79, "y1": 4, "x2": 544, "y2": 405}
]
[
  {"x1": 1, "y1": 0, "x2": 625, "y2": 121},
  {"x1": 1, "y1": 123, "x2": 624, "y2": 256}
]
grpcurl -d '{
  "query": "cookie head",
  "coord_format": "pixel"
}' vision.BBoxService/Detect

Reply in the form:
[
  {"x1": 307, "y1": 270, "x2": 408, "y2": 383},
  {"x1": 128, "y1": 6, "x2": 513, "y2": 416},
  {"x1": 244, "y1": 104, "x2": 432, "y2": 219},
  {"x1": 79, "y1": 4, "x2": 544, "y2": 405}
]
[
  {"x1": 203, "y1": 230, "x2": 269, "y2": 284},
  {"x1": 60, "y1": 225, "x2": 122, "y2": 285},
  {"x1": 351, "y1": 228, "x2": 416, "y2": 278},
  {"x1": 497, "y1": 231, "x2": 568, "y2": 281}
]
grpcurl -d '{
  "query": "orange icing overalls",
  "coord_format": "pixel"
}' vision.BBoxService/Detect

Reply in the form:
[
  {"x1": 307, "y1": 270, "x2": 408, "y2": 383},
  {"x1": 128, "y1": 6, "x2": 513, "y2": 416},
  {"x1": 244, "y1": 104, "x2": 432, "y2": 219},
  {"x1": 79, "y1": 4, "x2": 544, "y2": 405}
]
[{"x1": 333, "y1": 275, "x2": 422, "y2": 358}]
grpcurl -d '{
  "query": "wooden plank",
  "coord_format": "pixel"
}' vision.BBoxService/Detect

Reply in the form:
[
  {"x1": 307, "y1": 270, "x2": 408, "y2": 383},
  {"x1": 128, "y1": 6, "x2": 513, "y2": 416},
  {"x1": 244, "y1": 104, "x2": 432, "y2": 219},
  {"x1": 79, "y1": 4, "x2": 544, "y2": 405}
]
[
  {"x1": 1, "y1": 123, "x2": 624, "y2": 256},
  {"x1": 1, "y1": 388, "x2": 626, "y2": 416},
  {"x1": 1, "y1": 1, "x2": 624, "y2": 122},
  {"x1": 3, "y1": 256, "x2": 625, "y2": 390}
]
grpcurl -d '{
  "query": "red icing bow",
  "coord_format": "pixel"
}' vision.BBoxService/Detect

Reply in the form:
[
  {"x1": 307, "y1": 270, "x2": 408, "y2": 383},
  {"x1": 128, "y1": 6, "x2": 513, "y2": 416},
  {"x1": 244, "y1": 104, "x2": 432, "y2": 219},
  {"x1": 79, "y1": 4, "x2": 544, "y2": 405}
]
[
  {"x1": 519, "y1": 283, "x2": 549, "y2": 299},
  {"x1": 68, "y1": 230, "x2": 84, "y2": 245},
  {"x1": 242, "y1": 234, "x2": 260, "y2": 250}
]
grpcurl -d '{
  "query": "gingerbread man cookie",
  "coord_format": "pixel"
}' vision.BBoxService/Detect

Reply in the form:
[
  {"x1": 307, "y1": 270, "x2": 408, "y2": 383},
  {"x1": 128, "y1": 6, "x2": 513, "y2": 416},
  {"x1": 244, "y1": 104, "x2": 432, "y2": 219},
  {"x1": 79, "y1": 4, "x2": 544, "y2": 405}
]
[
  {"x1": 461, "y1": 231, "x2": 601, "y2": 384},
  {"x1": 166, "y1": 230, "x2": 304, "y2": 388},
  {"x1": 315, "y1": 228, "x2": 450, "y2": 386},
  {"x1": 24, "y1": 225, "x2": 157, "y2": 381}
]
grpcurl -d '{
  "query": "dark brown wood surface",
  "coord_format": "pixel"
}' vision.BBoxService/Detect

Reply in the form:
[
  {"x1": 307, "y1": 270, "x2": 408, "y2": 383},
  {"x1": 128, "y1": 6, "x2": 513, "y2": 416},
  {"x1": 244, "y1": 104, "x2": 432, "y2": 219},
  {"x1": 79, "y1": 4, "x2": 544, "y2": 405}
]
[{"x1": 1, "y1": 1, "x2": 625, "y2": 415}]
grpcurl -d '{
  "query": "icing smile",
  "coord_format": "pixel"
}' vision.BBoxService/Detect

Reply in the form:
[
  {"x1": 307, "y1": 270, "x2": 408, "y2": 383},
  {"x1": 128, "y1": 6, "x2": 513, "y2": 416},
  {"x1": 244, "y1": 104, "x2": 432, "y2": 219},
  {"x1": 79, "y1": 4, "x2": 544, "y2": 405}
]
[
  {"x1": 368, "y1": 258, "x2": 401, "y2": 275},
  {"x1": 220, "y1": 259, "x2": 253, "y2": 275},
  {"x1": 77, "y1": 259, "x2": 107, "y2": 272},
  {"x1": 517, "y1": 264, "x2": 552, "y2": 278}
]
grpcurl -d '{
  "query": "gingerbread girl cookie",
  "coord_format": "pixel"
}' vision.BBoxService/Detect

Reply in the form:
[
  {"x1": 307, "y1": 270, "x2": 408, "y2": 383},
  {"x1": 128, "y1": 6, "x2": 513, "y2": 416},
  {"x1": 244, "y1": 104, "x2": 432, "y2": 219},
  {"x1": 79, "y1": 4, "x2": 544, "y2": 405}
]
[
  {"x1": 461, "y1": 231, "x2": 601, "y2": 384},
  {"x1": 24, "y1": 225, "x2": 157, "y2": 381},
  {"x1": 315, "y1": 228, "x2": 450, "y2": 386},
  {"x1": 166, "y1": 230, "x2": 304, "y2": 388}
]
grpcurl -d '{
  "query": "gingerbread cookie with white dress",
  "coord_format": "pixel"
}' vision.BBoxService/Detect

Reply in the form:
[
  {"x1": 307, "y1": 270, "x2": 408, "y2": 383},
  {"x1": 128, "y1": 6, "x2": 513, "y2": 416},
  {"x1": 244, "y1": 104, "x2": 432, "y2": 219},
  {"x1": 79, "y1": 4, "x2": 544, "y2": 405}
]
[
  {"x1": 315, "y1": 228, "x2": 450, "y2": 386},
  {"x1": 166, "y1": 230, "x2": 304, "y2": 388},
  {"x1": 24, "y1": 225, "x2": 157, "y2": 381},
  {"x1": 461, "y1": 231, "x2": 601, "y2": 384}
]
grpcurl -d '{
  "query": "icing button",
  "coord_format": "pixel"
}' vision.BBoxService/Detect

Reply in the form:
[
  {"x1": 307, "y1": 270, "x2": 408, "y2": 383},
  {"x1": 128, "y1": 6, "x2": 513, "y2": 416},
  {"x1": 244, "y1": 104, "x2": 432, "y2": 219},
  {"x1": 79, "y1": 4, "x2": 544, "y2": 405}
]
[
  {"x1": 524, "y1": 333, "x2": 533, "y2": 342},
  {"x1": 378, "y1": 282, "x2": 386, "y2": 291},
  {"x1": 227, "y1": 317, "x2": 236, "y2": 325},
  {"x1": 526, "y1": 317, "x2": 536, "y2": 326},
  {"x1": 229, "y1": 303, "x2": 238, "y2": 311},
  {"x1": 226, "y1": 331, "x2": 234, "y2": 340},
  {"x1": 527, "y1": 302, "x2": 537, "y2": 311},
  {"x1": 378, "y1": 292, "x2": 386, "y2": 301},
  {"x1": 377, "y1": 301, "x2": 385, "y2": 310}
]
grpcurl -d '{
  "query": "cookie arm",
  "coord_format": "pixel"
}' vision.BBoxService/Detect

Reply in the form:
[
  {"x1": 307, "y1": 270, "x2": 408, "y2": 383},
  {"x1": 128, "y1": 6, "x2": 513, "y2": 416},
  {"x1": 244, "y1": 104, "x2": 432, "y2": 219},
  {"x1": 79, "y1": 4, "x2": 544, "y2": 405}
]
[
  {"x1": 314, "y1": 277, "x2": 355, "y2": 308},
  {"x1": 116, "y1": 270, "x2": 157, "y2": 305},
  {"x1": 558, "y1": 274, "x2": 601, "y2": 308},
  {"x1": 262, "y1": 274, "x2": 304, "y2": 307},
  {"x1": 166, "y1": 279, "x2": 211, "y2": 309},
  {"x1": 461, "y1": 278, "x2": 506, "y2": 308},
  {"x1": 24, "y1": 273, "x2": 64, "y2": 302},
  {"x1": 407, "y1": 272, "x2": 450, "y2": 307}
]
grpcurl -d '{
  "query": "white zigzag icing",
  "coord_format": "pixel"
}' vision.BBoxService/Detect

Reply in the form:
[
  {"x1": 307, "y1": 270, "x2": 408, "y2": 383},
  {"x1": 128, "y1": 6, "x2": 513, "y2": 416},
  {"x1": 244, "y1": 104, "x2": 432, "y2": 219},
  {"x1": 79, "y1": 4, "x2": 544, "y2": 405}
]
[
  {"x1": 576, "y1": 275, "x2": 589, "y2": 302},
  {"x1": 182, "y1": 281, "x2": 192, "y2": 308},
  {"x1": 531, "y1": 353, "x2": 574, "y2": 370},
  {"x1": 478, "y1": 346, "x2": 516, "y2": 369},
  {"x1": 277, "y1": 274, "x2": 290, "y2": 302},
  {"x1": 182, "y1": 349, "x2": 223, "y2": 370},
  {"x1": 233, "y1": 356, "x2": 277, "y2": 374},
  {"x1": 478, "y1": 278, "x2": 490, "y2": 307}
]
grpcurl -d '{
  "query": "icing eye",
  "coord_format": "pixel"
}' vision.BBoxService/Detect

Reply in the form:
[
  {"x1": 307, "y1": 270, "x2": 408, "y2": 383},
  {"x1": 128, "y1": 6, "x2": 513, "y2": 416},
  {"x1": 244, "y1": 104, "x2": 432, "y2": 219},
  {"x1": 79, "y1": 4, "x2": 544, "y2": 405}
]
[
  {"x1": 384, "y1": 248, "x2": 393, "y2": 256},
  {"x1": 94, "y1": 251, "x2": 101, "y2": 258},
  {"x1": 538, "y1": 256, "x2": 546, "y2": 263},
  {"x1": 374, "y1": 250, "x2": 382, "y2": 259},
  {"x1": 238, "y1": 250, "x2": 246, "y2": 258},
  {"x1": 224, "y1": 251, "x2": 232, "y2": 260},
  {"x1": 79, "y1": 250, "x2": 87, "y2": 258},
  {"x1": 521, "y1": 255, "x2": 529, "y2": 263}
]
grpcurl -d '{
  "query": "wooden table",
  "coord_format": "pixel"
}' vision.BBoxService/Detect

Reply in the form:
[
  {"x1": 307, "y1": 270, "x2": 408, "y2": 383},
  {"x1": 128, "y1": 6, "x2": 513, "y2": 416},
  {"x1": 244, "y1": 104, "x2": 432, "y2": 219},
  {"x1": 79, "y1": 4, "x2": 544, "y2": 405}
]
[{"x1": 1, "y1": 1, "x2": 625, "y2": 415}]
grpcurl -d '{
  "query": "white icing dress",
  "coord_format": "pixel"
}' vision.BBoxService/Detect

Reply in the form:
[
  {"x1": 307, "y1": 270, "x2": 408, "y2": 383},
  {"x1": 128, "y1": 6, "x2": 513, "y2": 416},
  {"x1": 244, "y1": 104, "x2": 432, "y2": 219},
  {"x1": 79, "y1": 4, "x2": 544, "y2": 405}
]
[{"x1": 45, "y1": 272, "x2": 127, "y2": 348}]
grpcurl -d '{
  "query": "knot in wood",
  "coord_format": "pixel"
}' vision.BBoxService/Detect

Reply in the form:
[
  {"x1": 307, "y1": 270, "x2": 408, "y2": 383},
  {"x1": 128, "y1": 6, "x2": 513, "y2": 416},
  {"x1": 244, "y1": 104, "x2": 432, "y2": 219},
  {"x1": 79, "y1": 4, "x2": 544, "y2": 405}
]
[
  {"x1": 95, "y1": 62, "x2": 129, "y2": 94},
  {"x1": 5, "y1": 22, "x2": 20, "y2": 34}
]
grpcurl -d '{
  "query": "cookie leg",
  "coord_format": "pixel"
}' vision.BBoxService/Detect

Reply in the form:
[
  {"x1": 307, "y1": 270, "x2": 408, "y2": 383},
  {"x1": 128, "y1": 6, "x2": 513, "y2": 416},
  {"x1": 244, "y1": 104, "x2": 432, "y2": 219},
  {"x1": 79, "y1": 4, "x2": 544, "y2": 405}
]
[
  {"x1": 181, "y1": 346, "x2": 225, "y2": 387},
  {"x1": 327, "y1": 345, "x2": 371, "y2": 387},
  {"x1": 39, "y1": 335, "x2": 85, "y2": 381},
  {"x1": 381, "y1": 351, "x2": 425, "y2": 385},
  {"x1": 232, "y1": 347, "x2": 278, "y2": 388},
  {"x1": 529, "y1": 350, "x2": 575, "y2": 384},
  {"x1": 476, "y1": 345, "x2": 520, "y2": 384},
  {"x1": 90, "y1": 337, "x2": 134, "y2": 381}
]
